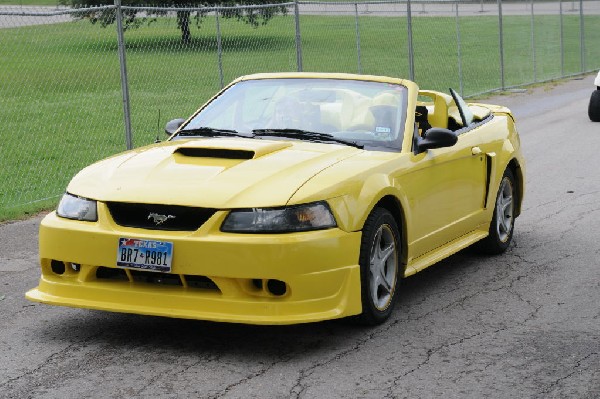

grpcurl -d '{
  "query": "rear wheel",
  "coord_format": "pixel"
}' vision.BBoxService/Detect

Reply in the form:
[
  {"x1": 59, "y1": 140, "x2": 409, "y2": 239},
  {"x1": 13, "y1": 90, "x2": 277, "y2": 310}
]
[
  {"x1": 357, "y1": 208, "x2": 400, "y2": 325},
  {"x1": 476, "y1": 168, "x2": 516, "y2": 254},
  {"x1": 589, "y1": 90, "x2": 600, "y2": 122}
]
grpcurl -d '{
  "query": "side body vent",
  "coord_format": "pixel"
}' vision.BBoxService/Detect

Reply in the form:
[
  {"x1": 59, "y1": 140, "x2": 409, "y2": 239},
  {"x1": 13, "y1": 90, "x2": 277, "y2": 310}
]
[{"x1": 175, "y1": 147, "x2": 255, "y2": 160}]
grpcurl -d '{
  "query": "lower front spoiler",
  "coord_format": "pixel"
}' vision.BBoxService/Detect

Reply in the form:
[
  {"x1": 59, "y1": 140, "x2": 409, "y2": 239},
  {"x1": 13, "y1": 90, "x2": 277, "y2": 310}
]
[{"x1": 26, "y1": 266, "x2": 362, "y2": 325}]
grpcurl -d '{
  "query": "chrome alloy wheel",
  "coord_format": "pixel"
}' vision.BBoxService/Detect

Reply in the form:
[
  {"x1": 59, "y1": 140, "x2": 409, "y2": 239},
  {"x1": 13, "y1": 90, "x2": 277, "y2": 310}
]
[
  {"x1": 369, "y1": 224, "x2": 398, "y2": 310},
  {"x1": 496, "y1": 176, "x2": 514, "y2": 243}
]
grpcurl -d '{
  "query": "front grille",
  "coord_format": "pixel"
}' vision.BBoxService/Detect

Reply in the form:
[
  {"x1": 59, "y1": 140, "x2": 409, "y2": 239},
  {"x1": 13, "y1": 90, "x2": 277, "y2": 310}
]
[
  {"x1": 131, "y1": 270, "x2": 182, "y2": 286},
  {"x1": 95, "y1": 266, "x2": 220, "y2": 291},
  {"x1": 96, "y1": 266, "x2": 128, "y2": 281},
  {"x1": 107, "y1": 202, "x2": 216, "y2": 231},
  {"x1": 186, "y1": 275, "x2": 219, "y2": 290}
]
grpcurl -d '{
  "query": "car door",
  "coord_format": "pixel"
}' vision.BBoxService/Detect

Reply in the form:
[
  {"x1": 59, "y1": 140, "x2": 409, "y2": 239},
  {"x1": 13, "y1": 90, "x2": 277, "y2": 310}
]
[{"x1": 397, "y1": 90, "x2": 488, "y2": 260}]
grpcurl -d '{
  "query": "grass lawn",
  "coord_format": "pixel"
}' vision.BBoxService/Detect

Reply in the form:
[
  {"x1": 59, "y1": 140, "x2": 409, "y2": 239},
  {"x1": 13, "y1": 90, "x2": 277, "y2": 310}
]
[{"x1": 1, "y1": 12, "x2": 599, "y2": 220}]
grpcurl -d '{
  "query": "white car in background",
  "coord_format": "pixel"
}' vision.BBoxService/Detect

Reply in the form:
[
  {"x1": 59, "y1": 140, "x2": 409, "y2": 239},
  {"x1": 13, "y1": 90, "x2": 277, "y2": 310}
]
[{"x1": 590, "y1": 71, "x2": 600, "y2": 122}]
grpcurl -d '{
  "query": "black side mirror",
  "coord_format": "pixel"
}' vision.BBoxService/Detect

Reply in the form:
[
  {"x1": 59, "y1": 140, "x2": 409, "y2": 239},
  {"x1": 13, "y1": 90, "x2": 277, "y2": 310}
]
[
  {"x1": 165, "y1": 118, "x2": 186, "y2": 135},
  {"x1": 416, "y1": 128, "x2": 457, "y2": 152}
]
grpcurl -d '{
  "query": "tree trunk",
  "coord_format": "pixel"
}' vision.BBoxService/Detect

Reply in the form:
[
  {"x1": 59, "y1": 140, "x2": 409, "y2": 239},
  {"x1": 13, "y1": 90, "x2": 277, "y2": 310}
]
[{"x1": 177, "y1": 11, "x2": 191, "y2": 44}]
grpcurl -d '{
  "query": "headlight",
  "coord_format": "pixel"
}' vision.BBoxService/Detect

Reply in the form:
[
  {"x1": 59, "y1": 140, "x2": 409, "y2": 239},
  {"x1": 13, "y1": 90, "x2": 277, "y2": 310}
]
[
  {"x1": 56, "y1": 193, "x2": 98, "y2": 222},
  {"x1": 221, "y1": 201, "x2": 336, "y2": 233}
]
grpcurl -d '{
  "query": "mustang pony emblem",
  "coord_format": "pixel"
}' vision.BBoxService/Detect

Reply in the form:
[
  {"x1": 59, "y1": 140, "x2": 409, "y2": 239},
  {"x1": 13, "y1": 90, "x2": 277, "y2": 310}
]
[{"x1": 147, "y1": 213, "x2": 176, "y2": 225}]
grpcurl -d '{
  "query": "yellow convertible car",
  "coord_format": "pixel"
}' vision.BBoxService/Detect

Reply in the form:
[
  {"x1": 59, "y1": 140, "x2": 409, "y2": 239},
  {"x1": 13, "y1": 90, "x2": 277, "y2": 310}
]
[{"x1": 27, "y1": 73, "x2": 525, "y2": 325}]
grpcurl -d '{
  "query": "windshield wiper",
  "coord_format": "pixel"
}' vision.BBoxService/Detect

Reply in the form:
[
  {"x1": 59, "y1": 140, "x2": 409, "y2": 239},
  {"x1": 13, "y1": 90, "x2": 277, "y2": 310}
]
[
  {"x1": 252, "y1": 129, "x2": 363, "y2": 149},
  {"x1": 177, "y1": 127, "x2": 251, "y2": 138}
]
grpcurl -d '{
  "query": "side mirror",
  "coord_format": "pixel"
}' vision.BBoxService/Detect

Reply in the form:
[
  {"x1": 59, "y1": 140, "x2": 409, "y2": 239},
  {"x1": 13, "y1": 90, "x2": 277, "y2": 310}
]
[
  {"x1": 165, "y1": 118, "x2": 186, "y2": 135},
  {"x1": 417, "y1": 128, "x2": 457, "y2": 152}
]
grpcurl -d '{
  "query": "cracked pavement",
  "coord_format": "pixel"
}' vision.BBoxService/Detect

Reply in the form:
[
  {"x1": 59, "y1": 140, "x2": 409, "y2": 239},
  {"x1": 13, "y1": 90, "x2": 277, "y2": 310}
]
[{"x1": 1, "y1": 76, "x2": 599, "y2": 398}]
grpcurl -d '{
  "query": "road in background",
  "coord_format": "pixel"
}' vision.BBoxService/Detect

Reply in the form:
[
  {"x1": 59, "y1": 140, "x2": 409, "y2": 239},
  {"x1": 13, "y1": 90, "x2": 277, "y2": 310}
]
[
  {"x1": 303, "y1": 0, "x2": 600, "y2": 16},
  {"x1": 0, "y1": 76, "x2": 599, "y2": 398},
  {"x1": 0, "y1": 6, "x2": 71, "y2": 27}
]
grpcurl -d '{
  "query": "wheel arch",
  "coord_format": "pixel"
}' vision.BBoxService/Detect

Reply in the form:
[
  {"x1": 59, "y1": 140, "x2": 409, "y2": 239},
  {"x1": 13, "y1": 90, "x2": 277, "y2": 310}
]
[
  {"x1": 370, "y1": 195, "x2": 408, "y2": 270},
  {"x1": 507, "y1": 158, "x2": 524, "y2": 217}
]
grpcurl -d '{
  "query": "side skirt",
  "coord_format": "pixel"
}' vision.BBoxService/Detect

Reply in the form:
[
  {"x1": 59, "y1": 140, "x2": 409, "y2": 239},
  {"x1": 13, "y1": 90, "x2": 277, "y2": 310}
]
[{"x1": 403, "y1": 229, "x2": 488, "y2": 277}]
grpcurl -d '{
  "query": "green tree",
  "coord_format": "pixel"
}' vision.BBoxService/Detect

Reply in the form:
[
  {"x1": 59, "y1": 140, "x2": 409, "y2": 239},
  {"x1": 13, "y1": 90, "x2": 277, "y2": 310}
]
[{"x1": 62, "y1": 0, "x2": 289, "y2": 44}]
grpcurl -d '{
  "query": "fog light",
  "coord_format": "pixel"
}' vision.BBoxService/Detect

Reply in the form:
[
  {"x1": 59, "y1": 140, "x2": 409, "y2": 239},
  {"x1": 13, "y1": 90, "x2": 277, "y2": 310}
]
[
  {"x1": 267, "y1": 279, "x2": 287, "y2": 296},
  {"x1": 70, "y1": 263, "x2": 81, "y2": 272},
  {"x1": 51, "y1": 260, "x2": 65, "y2": 275}
]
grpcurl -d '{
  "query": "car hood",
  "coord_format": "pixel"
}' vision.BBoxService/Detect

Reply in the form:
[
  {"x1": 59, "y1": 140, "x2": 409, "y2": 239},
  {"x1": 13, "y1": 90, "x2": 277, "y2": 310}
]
[{"x1": 68, "y1": 138, "x2": 362, "y2": 208}]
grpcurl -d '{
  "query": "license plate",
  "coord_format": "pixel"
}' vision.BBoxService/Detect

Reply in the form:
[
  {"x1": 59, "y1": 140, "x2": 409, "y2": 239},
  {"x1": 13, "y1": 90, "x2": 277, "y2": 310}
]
[{"x1": 117, "y1": 238, "x2": 173, "y2": 273}]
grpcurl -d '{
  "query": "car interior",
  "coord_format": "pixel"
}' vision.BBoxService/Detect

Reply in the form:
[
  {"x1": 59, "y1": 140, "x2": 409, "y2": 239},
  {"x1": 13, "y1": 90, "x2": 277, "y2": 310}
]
[{"x1": 417, "y1": 89, "x2": 492, "y2": 135}]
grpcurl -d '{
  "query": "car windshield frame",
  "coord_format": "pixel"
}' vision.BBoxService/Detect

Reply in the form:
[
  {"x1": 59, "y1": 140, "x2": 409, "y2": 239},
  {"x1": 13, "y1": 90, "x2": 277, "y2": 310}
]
[{"x1": 172, "y1": 78, "x2": 408, "y2": 151}]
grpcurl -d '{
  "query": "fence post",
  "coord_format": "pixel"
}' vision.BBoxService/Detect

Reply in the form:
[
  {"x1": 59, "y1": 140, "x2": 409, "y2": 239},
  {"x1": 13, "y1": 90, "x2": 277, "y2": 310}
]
[
  {"x1": 560, "y1": 0, "x2": 564, "y2": 76},
  {"x1": 455, "y1": 1, "x2": 463, "y2": 96},
  {"x1": 294, "y1": 0, "x2": 303, "y2": 72},
  {"x1": 215, "y1": 10, "x2": 224, "y2": 89},
  {"x1": 579, "y1": 0, "x2": 585, "y2": 72},
  {"x1": 407, "y1": 0, "x2": 415, "y2": 81},
  {"x1": 530, "y1": 0, "x2": 536, "y2": 82},
  {"x1": 354, "y1": 3, "x2": 362, "y2": 74},
  {"x1": 114, "y1": 0, "x2": 132, "y2": 150},
  {"x1": 497, "y1": 0, "x2": 505, "y2": 90}
]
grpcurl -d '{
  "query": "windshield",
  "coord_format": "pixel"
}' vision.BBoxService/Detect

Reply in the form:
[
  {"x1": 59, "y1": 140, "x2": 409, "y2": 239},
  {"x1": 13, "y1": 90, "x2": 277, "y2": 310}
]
[{"x1": 177, "y1": 78, "x2": 408, "y2": 150}]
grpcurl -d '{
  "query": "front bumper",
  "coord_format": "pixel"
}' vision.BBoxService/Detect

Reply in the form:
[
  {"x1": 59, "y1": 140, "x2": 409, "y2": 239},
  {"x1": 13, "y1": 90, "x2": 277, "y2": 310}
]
[{"x1": 26, "y1": 208, "x2": 362, "y2": 324}]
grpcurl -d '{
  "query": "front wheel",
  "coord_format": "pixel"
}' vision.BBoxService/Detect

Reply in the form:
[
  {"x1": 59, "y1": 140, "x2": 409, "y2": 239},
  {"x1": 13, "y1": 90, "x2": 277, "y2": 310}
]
[
  {"x1": 476, "y1": 168, "x2": 516, "y2": 254},
  {"x1": 356, "y1": 208, "x2": 401, "y2": 325}
]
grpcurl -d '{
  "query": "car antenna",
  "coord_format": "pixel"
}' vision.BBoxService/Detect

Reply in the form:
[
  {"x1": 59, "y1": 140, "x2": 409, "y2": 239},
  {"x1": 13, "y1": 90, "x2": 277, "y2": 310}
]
[{"x1": 155, "y1": 109, "x2": 161, "y2": 143}]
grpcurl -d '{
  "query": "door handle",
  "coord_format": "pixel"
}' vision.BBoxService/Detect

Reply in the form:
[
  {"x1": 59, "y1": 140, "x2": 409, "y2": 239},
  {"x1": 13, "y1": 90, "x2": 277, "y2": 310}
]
[{"x1": 471, "y1": 146, "x2": 482, "y2": 155}]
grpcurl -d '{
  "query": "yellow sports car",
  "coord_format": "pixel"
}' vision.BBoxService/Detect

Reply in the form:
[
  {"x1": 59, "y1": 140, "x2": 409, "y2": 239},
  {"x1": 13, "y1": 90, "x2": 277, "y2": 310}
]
[{"x1": 27, "y1": 73, "x2": 525, "y2": 325}]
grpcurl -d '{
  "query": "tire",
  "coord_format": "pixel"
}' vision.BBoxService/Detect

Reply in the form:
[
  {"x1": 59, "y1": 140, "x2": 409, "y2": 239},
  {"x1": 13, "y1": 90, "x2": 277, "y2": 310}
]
[
  {"x1": 476, "y1": 168, "x2": 516, "y2": 255},
  {"x1": 589, "y1": 90, "x2": 600, "y2": 122},
  {"x1": 356, "y1": 207, "x2": 401, "y2": 325}
]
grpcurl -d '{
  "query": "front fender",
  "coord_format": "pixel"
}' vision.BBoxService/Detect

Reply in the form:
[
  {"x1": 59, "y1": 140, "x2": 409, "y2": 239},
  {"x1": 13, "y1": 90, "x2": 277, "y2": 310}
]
[{"x1": 328, "y1": 173, "x2": 408, "y2": 233}]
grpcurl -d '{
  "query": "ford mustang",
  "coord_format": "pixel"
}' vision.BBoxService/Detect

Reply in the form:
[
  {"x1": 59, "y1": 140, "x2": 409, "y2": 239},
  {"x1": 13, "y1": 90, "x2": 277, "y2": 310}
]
[{"x1": 26, "y1": 72, "x2": 525, "y2": 325}]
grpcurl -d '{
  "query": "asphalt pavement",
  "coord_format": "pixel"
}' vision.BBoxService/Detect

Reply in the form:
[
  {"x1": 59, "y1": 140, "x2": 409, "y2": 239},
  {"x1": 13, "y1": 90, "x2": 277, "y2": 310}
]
[{"x1": 0, "y1": 75, "x2": 599, "y2": 398}]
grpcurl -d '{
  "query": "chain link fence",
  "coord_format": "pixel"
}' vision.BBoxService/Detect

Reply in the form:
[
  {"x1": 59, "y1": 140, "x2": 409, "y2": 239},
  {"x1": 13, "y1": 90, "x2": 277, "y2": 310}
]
[{"x1": 1, "y1": 0, "x2": 599, "y2": 219}]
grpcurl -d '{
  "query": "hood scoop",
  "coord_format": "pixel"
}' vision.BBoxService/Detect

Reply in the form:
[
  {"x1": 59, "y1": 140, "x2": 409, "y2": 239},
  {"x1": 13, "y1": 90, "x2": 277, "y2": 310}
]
[
  {"x1": 175, "y1": 147, "x2": 254, "y2": 160},
  {"x1": 173, "y1": 139, "x2": 293, "y2": 160}
]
